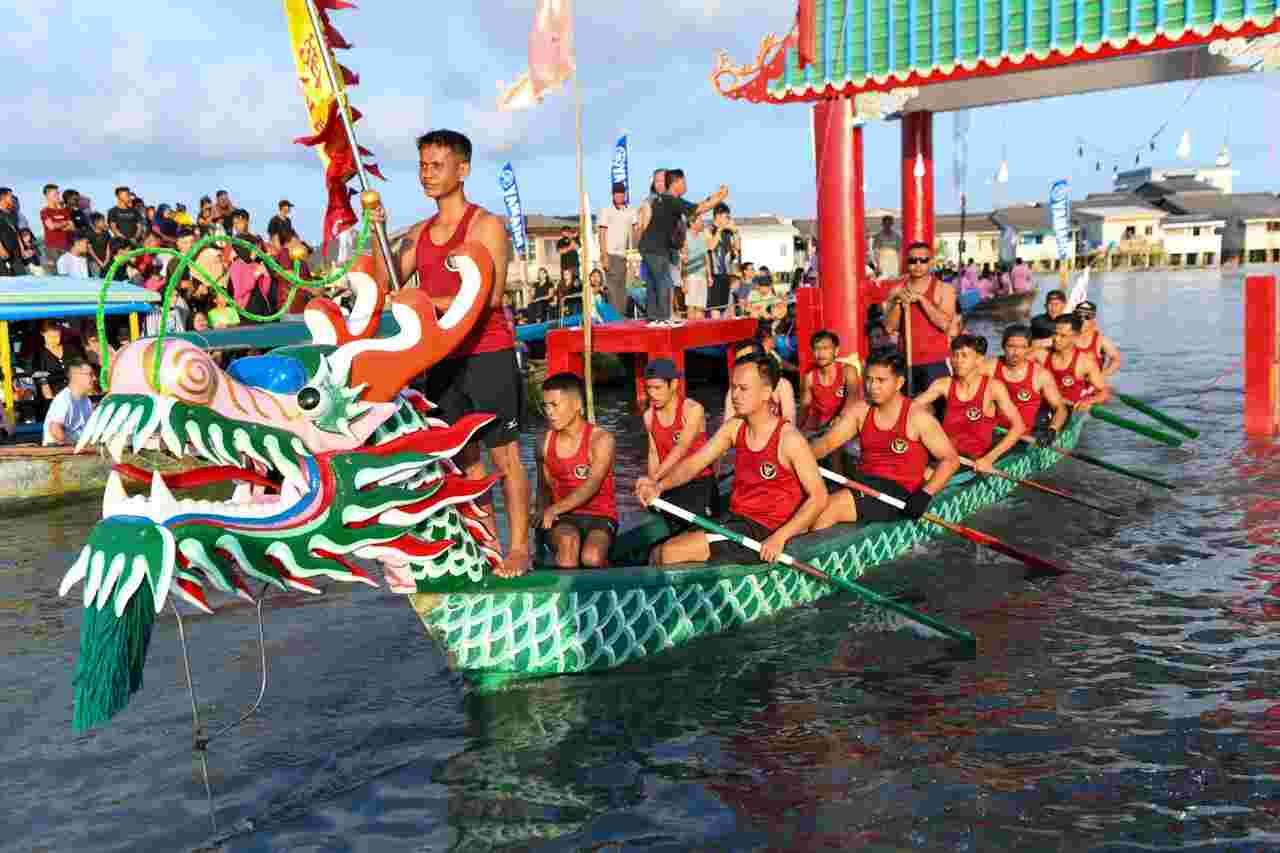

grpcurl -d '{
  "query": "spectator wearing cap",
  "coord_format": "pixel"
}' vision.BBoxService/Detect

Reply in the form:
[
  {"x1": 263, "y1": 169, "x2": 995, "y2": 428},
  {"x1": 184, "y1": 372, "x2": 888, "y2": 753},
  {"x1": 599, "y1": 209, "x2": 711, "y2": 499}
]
[
  {"x1": 1073, "y1": 300, "x2": 1122, "y2": 379},
  {"x1": 268, "y1": 200, "x2": 294, "y2": 242},
  {"x1": 596, "y1": 181, "x2": 636, "y2": 315},
  {"x1": 1029, "y1": 288, "x2": 1067, "y2": 352},
  {"x1": 641, "y1": 357, "x2": 717, "y2": 531}
]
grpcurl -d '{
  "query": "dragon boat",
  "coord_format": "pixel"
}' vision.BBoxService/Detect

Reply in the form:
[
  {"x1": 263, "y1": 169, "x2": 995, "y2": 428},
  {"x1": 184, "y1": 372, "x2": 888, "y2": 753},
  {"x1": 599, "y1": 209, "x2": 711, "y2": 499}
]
[{"x1": 54, "y1": 215, "x2": 1084, "y2": 734}]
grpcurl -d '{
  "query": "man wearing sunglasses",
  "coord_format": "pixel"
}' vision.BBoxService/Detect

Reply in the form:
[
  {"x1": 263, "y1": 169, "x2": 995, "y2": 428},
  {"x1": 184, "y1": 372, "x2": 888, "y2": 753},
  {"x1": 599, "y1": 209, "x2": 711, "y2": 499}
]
[{"x1": 882, "y1": 242, "x2": 957, "y2": 396}]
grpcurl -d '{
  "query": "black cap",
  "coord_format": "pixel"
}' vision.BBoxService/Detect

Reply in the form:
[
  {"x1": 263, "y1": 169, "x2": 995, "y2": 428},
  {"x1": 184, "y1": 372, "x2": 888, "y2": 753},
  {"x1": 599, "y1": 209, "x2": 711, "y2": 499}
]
[
  {"x1": 643, "y1": 358, "x2": 683, "y2": 380},
  {"x1": 611, "y1": 182, "x2": 626, "y2": 194},
  {"x1": 1046, "y1": 289, "x2": 1066, "y2": 302},
  {"x1": 1076, "y1": 300, "x2": 1098, "y2": 314},
  {"x1": 279, "y1": 199, "x2": 292, "y2": 208}
]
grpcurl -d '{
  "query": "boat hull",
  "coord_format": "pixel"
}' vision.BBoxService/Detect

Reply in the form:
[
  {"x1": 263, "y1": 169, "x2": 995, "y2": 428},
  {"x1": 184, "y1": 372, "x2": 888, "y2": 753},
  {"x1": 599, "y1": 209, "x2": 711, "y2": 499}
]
[
  {"x1": 962, "y1": 290, "x2": 1037, "y2": 320},
  {"x1": 0, "y1": 445, "x2": 194, "y2": 507},
  {"x1": 410, "y1": 417, "x2": 1085, "y2": 691}
]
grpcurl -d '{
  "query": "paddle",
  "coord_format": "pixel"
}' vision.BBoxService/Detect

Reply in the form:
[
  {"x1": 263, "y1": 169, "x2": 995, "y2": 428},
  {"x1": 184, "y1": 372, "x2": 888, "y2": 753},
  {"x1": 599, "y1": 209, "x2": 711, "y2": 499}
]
[
  {"x1": 647, "y1": 496, "x2": 976, "y2": 653},
  {"x1": 1090, "y1": 407, "x2": 1184, "y2": 447},
  {"x1": 817, "y1": 467, "x2": 1069, "y2": 578},
  {"x1": 1115, "y1": 392, "x2": 1200, "y2": 439},
  {"x1": 996, "y1": 428, "x2": 1176, "y2": 490},
  {"x1": 957, "y1": 456, "x2": 1122, "y2": 518}
]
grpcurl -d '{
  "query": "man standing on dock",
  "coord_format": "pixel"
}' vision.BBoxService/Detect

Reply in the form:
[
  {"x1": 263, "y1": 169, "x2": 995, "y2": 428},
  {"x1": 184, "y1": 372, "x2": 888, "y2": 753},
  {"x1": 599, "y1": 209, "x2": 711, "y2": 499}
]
[
  {"x1": 635, "y1": 168, "x2": 728, "y2": 320},
  {"x1": 809, "y1": 350, "x2": 960, "y2": 529},
  {"x1": 597, "y1": 182, "x2": 635, "y2": 315},
  {"x1": 883, "y1": 242, "x2": 957, "y2": 395},
  {"x1": 369, "y1": 129, "x2": 531, "y2": 579},
  {"x1": 538, "y1": 373, "x2": 618, "y2": 569},
  {"x1": 638, "y1": 355, "x2": 827, "y2": 566}
]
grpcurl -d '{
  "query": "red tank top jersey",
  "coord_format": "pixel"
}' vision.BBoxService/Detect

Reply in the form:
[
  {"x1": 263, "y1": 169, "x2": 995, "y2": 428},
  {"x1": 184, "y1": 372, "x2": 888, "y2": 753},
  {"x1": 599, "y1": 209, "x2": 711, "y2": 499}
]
[
  {"x1": 859, "y1": 398, "x2": 929, "y2": 493},
  {"x1": 648, "y1": 398, "x2": 712, "y2": 480},
  {"x1": 903, "y1": 278, "x2": 952, "y2": 365},
  {"x1": 805, "y1": 365, "x2": 845, "y2": 429},
  {"x1": 416, "y1": 204, "x2": 514, "y2": 357},
  {"x1": 1080, "y1": 329, "x2": 1105, "y2": 367},
  {"x1": 729, "y1": 419, "x2": 805, "y2": 531},
  {"x1": 1048, "y1": 348, "x2": 1089, "y2": 404},
  {"x1": 942, "y1": 376, "x2": 996, "y2": 458},
  {"x1": 545, "y1": 424, "x2": 617, "y2": 522},
  {"x1": 995, "y1": 360, "x2": 1041, "y2": 431}
]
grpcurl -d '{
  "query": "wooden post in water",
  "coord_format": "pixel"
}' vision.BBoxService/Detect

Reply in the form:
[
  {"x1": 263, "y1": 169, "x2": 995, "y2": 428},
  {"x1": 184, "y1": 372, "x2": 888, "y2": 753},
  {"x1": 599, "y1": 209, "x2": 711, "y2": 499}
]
[
  {"x1": 0, "y1": 320, "x2": 13, "y2": 428},
  {"x1": 1244, "y1": 274, "x2": 1279, "y2": 437}
]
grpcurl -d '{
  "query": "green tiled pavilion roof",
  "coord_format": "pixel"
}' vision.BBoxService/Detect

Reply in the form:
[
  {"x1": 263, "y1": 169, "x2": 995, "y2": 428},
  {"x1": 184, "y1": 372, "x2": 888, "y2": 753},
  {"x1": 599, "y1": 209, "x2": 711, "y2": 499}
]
[{"x1": 714, "y1": 0, "x2": 1280, "y2": 103}]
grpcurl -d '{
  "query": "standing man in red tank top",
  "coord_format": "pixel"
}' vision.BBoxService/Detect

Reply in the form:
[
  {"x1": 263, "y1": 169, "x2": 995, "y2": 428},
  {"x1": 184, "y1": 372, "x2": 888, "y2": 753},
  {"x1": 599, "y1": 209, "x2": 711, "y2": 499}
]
[
  {"x1": 883, "y1": 242, "x2": 957, "y2": 395},
  {"x1": 809, "y1": 350, "x2": 960, "y2": 529},
  {"x1": 1038, "y1": 313, "x2": 1112, "y2": 412},
  {"x1": 642, "y1": 358, "x2": 717, "y2": 525},
  {"x1": 982, "y1": 323, "x2": 1069, "y2": 446},
  {"x1": 637, "y1": 356, "x2": 827, "y2": 566},
  {"x1": 369, "y1": 129, "x2": 531, "y2": 578},
  {"x1": 1073, "y1": 300, "x2": 1122, "y2": 380},
  {"x1": 537, "y1": 373, "x2": 618, "y2": 568},
  {"x1": 912, "y1": 334, "x2": 1026, "y2": 473}
]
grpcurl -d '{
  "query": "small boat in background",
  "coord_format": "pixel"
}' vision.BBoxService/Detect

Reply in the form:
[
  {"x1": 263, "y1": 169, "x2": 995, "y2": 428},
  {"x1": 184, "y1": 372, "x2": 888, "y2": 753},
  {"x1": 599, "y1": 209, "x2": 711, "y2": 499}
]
[{"x1": 961, "y1": 287, "x2": 1038, "y2": 321}]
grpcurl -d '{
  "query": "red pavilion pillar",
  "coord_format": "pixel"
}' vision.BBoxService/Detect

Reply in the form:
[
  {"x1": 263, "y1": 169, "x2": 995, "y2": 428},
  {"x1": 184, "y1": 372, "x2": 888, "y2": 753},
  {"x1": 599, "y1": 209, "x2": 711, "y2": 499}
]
[
  {"x1": 813, "y1": 99, "x2": 867, "y2": 364},
  {"x1": 901, "y1": 111, "x2": 935, "y2": 255}
]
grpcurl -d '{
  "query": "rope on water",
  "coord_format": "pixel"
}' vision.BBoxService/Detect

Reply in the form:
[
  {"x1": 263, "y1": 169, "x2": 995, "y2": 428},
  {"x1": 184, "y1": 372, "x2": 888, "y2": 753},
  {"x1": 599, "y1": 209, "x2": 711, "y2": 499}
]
[{"x1": 173, "y1": 584, "x2": 272, "y2": 837}]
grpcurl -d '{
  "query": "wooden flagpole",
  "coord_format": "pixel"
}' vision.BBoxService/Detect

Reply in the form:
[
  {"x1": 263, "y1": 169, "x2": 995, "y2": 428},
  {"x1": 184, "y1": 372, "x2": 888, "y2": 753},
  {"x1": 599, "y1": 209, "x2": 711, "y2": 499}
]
[{"x1": 574, "y1": 69, "x2": 594, "y2": 422}]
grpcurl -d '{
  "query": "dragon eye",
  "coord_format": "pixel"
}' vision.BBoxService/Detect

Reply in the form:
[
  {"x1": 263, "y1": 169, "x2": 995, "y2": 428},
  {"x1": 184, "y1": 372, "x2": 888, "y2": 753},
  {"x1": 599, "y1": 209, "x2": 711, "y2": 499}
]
[{"x1": 297, "y1": 387, "x2": 322, "y2": 411}]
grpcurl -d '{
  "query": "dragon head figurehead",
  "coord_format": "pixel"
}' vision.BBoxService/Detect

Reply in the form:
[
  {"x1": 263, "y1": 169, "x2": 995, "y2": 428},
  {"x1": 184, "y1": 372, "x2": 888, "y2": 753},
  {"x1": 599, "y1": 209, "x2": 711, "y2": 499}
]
[{"x1": 59, "y1": 241, "x2": 502, "y2": 730}]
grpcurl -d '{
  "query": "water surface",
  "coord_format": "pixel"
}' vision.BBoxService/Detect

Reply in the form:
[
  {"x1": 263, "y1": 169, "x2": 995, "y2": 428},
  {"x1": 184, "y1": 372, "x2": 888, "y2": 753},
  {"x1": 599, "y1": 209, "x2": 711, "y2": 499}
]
[{"x1": 2, "y1": 268, "x2": 1278, "y2": 852}]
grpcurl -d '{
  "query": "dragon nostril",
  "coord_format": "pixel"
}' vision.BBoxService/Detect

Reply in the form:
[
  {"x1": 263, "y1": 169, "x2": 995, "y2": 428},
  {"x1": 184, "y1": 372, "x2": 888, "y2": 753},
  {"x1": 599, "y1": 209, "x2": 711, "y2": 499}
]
[{"x1": 297, "y1": 387, "x2": 322, "y2": 411}]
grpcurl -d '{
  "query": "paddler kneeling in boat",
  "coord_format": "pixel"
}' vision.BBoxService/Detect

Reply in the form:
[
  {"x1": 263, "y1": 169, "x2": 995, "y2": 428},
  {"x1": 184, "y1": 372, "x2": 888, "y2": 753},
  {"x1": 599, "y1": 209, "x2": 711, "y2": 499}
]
[
  {"x1": 981, "y1": 323, "x2": 1069, "y2": 446},
  {"x1": 537, "y1": 372, "x2": 618, "y2": 568},
  {"x1": 642, "y1": 358, "x2": 718, "y2": 529},
  {"x1": 808, "y1": 350, "x2": 960, "y2": 529},
  {"x1": 637, "y1": 355, "x2": 827, "y2": 565},
  {"x1": 911, "y1": 333, "x2": 1026, "y2": 473}
]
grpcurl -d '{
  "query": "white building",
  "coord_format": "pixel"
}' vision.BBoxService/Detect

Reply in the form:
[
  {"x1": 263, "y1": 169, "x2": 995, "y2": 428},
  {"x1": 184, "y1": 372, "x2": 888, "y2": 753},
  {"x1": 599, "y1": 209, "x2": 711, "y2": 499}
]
[
  {"x1": 1160, "y1": 213, "x2": 1225, "y2": 266},
  {"x1": 735, "y1": 215, "x2": 801, "y2": 276}
]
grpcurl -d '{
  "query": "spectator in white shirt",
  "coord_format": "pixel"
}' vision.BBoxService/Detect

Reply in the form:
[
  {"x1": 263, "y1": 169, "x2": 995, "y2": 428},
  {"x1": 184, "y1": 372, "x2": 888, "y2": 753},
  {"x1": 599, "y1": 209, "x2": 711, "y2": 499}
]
[
  {"x1": 43, "y1": 357, "x2": 96, "y2": 446},
  {"x1": 55, "y1": 232, "x2": 92, "y2": 278},
  {"x1": 597, "y1": 181, "x2": 636, "y2": 315}
]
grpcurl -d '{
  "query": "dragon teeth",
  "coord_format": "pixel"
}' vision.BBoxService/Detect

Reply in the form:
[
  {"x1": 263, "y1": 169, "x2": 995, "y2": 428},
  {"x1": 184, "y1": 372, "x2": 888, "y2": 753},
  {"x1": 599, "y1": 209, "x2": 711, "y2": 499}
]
[
  {"x1": 231, "y1": 483, "x2": 252, "y2": 504},
  {"x1": 149, "y1": 471, "x2": 175, "y2": 506},
  {"x1": 103, "y1": 471, "x2": 127, "y2": 514},
  {"x1": 106, "y1": 428, "x2": 129, "y2": 464}
]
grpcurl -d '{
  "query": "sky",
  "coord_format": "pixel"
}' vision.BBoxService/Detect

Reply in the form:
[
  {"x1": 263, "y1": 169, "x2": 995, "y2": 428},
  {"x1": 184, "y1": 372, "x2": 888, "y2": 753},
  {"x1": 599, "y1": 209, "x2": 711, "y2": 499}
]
[{"x1": 3, "y1": 0, "x2": 1277, "y2": 241}]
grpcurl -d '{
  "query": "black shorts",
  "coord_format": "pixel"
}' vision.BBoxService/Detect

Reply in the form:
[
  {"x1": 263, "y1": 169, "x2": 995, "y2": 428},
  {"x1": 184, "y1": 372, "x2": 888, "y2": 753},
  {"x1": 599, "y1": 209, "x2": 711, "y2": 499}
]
[
  {"x1": 551, "y1": 512, "x2": 619, "y2": 541},
  {"x1": 421, "y1": 348, "x2": 524, "y2": 449},
  {"x1": 706, "y1": 512, "x2": 772, "y2": 564},
  {"x1": 660, "y1": 476, "x2": 719, "y2": 533},
  {"x1": 845, "y1": 473, "x2": 912, "y2": 524},
  {"x1": 709, "y1": 274, "x2": 732, "y2": 311}
]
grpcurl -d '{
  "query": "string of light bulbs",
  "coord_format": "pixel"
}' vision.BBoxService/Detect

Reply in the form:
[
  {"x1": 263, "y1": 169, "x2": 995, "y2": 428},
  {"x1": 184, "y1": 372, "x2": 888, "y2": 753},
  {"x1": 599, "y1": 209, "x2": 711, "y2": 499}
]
[{"x1": 1072, "y1": 78, "x2": 1207, "y2": 175}]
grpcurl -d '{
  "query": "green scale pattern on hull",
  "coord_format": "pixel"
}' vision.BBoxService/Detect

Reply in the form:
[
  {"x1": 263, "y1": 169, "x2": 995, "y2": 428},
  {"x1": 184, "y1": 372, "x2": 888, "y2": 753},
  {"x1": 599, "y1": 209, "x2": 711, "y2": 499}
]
[{"x1": 417, "y1": 417, "x2": 1086, "y2": 691}]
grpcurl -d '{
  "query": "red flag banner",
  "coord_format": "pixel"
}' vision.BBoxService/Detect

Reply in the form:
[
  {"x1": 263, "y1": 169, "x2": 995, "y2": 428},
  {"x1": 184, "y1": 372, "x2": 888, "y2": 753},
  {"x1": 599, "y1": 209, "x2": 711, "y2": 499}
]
[{"x1": 283, "y1": 0, "x2": 382, "y2": 252}]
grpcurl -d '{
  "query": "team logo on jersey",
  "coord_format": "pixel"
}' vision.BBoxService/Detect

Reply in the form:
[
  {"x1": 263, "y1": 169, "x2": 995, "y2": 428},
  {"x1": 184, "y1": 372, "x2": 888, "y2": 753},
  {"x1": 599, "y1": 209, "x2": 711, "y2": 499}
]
[
  {"x1": 965, "y1": 406, "x2": 982, "y2": 422},
  {"x1": 574, "y1": 463, "x2": 590, "y2": 479},
  {"x1": 673, "y1": 430, "x2": 681, "y2": 442},
  {"x1": 1016, "y1": 388, "x2": 1033, "y2": 402},
  {"x1": 1062, "y1": 376, "x2": 1076, "y2": 388},
  {"x1": 835, "y1": 386, "x2": 846, "y2": 398},
  {"x1": 760, "y1": 462, "x2": 778, "y2": 480},
  {"x1": 890, "y1": 438, "x2": 909, "y2": 454}
]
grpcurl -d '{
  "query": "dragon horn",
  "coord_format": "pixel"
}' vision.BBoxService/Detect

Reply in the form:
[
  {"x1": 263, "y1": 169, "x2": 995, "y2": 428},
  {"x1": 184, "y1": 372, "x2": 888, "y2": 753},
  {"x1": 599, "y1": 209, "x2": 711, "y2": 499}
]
[
  {"x1": 303, "y1": 255, "x2": 388, "y2": 346},
  {"x1": 338, "y1": 241, "x2": 495, "y2": 403}
]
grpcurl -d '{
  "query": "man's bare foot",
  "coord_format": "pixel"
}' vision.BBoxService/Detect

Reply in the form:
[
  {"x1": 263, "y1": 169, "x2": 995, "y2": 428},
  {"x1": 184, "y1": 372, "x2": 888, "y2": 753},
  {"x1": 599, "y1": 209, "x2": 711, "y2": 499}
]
[{"x1": 495, "y1": 546, "x2": 531, "y2": 579}]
